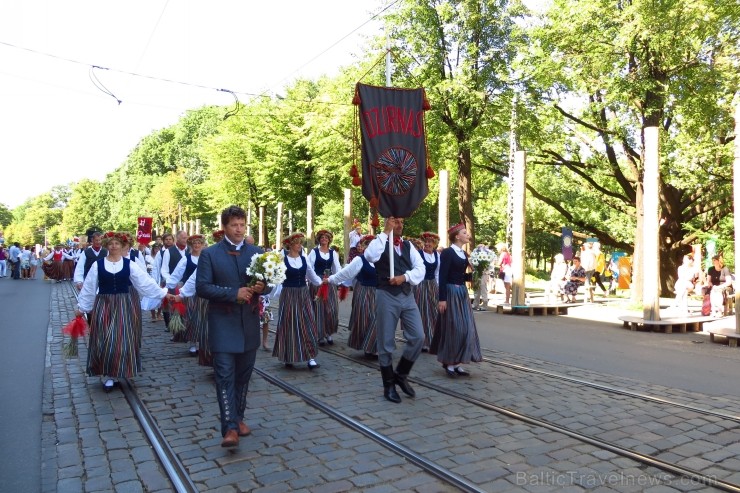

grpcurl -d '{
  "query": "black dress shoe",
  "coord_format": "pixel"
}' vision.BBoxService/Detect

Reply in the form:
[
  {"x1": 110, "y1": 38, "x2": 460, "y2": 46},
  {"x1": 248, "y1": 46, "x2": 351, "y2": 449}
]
[
  {"x1": 318, "y1": 339, "x2": 326, "y2": 346},
  {"x1": 307, "y1": 359, "x2": 320, "y2": 370},
  {"x1": 326, "y1": 337, "x2": 334, "y2": 345},
  {"x1": 421, "y1": 347, "x2": 429, "y2": 353},
  {"x1": 284, "y1": 363, "x2": 294, "y2": 368},
  {"x1": 445, "y1": 368, "x2": 456, "y2": 377},
  {"x1": 454, "y1": 367, "x2": 470, "y2": 376}
]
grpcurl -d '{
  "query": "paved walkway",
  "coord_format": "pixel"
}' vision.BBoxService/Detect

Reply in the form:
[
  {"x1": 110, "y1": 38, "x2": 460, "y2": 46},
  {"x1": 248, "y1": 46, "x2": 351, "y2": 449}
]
[{"x1": 41, "y1": 283, "x2": 740, "y2": 492}]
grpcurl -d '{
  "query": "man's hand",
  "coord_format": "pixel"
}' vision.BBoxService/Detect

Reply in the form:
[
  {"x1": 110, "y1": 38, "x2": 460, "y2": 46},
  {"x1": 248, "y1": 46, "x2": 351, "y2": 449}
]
[
  {"x1": 384, "y1": 216, "x2": 398, "y2": 236},
  {"x1": 237, "y1": 287, "x2": 252, "y2": 302},
  {"x1": 252, "y1": 281, "x2": 266, "y2": 295},
  {"x1": 388, "y1": 274, "x2": 406, "y2": 286}
]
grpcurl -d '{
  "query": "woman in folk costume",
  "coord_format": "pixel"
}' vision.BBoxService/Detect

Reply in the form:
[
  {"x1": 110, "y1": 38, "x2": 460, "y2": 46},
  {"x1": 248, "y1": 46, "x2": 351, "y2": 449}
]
[
  {"x1": 173, "y1": 232, "x2": 220, "y2": 367},
  {"x1": 307, "y1": 229, "x2": 341, "y2": 346},
  {"x1": 43, "y1": 244, "x2": 67, "y2": 282},
  {"x1": 75, "y1": 232, "x2": 171, "y2": 391},
  {"x1": 430, "y1": 224, "x2": 482, "y2": 377},
  {"x1": 415, "y1": 232, "x2": 440, "y2": 352},
  {"x1": 166, "y1": 234, "x2": 206, "y2": 353},
  {"x1": 329, "y1": 234, "x2": 378, "y2": 358},
  {"x1": 62, "y1": 244, "x2": 77, "y2": 280},
  {"x1": 273, "y1": 233, "x2": 321, "y2": 369},
  {"x1": 120, "y1": 233, "x2": 148, "y2": 350}
]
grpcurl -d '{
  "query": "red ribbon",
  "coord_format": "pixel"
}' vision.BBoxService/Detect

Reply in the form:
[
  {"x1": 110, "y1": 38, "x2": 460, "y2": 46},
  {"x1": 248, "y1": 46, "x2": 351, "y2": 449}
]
[
  {"x1": 62, "y1": 315, "x2": 88, "y2": 338},
  {"x1": 393, "y1": 237, "x2": 402, "y2": 246},
  {"x1": 162, "y1": 288, "x2": 186, "y2": 317},
  {"x1": 338, "y1": 285, "x2": 349, "y2": 301},
  {"x1": 316, "y1": 283, "x2": 329, "y2": 302}
]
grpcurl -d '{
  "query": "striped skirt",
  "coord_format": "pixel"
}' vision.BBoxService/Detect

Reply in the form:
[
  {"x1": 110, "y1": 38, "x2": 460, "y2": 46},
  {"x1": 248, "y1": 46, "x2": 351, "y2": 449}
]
[
  {"x1": 186, "y1": 295, "x2": 211, "y2": 366},
  {"x1": 347, "y1": 283, "x2": 377, "y2": 353},
  {"x1": 128, "y1": 288, "x2": 143, "y2": 349},
  {"x1": 309, "y1": 283, "x2": 339, "y2": 339},
  {"x1": 63, "y1": 259, "x2": 75, "y2": 279},
  {"x1": 86, "y1": 292, "x2": 142, "y2": 378},
  {"x1": 273, "y1": 285, "x2": 319, "y2": 364},
  {"x1": 42, "y1": 260, "x2": 64, "y2": 281},
  {"x1": 430, "y1": 284, "x2": 482, "y2": 365},
  {"x1": 414, "y1": 279, "x2": 439, "y2": 346}
]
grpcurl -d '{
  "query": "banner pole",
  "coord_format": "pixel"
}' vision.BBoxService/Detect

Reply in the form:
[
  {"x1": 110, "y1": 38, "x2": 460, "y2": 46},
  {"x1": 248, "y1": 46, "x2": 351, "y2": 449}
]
[{"x1": 385, "y1": 35, "x2": 394, "y2": 278}]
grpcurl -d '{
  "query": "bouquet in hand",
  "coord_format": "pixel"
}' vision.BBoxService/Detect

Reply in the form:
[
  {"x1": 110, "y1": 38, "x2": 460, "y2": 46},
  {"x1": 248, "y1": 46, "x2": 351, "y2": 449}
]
[
  {"x1": 470, "y1": 248, "x2": 496, "y2": 285},
  {"x1": 62, "y1": 315, "x2": 88, "y2": 358},
  {"x1": 245, "y1": 251, "x2": 287, "y2": 311}
]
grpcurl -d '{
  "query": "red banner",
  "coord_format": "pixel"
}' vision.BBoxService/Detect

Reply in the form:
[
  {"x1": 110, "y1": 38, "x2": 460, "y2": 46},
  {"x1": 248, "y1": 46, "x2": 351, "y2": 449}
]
[{"x1": 136, "y1": 217, "x2": 153, "y2": 245}]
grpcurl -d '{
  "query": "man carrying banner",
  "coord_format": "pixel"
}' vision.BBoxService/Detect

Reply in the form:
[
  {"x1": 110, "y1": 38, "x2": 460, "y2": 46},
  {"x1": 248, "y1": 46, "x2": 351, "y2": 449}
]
[{"x1": 364, "y1": 216, "x2": 426, "y2": 403}]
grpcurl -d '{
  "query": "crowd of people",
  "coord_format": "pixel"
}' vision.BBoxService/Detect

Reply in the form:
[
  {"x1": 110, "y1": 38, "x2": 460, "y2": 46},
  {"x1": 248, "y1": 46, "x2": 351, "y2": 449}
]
[{"x1": 3, "y1": 218, "x2": 735, "y2": 450}]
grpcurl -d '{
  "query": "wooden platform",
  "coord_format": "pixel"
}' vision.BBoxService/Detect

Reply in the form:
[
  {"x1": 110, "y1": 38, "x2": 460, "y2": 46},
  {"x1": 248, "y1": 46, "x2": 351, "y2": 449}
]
[
  {"x1": 618, "y1": 315, "x2": 715, "y2": 333},
  {"x1": 496, "y1": 303, "x2": 572, "y2": 316},
  {"x1": 707, "y1": 327, "x2": 740, "y2": 347}
]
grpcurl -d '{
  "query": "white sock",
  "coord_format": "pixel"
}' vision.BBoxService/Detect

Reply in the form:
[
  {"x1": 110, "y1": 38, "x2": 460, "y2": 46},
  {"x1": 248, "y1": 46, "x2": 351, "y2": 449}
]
[{"x1": 447, "y1": 365, "x2": 455, "y2": 371}]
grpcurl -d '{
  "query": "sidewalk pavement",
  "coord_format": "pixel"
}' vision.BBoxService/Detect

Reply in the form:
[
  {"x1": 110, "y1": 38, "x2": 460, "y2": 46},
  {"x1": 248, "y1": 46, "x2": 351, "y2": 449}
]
[{"x1": 42, "y1": 283, "x2": 740, "y2": 492}]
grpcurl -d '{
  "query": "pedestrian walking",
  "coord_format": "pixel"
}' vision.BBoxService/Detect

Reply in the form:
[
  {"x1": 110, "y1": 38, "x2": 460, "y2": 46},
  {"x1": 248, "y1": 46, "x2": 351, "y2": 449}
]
[{"x1": 195, "y1": 206, "x2": 267, "y2": 448}]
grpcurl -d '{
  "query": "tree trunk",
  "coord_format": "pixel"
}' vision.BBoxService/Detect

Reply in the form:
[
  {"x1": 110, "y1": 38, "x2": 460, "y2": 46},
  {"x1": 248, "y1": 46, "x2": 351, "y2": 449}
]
[{"x1": 456, "y1": 141, "x2": 476, "y2": 251}]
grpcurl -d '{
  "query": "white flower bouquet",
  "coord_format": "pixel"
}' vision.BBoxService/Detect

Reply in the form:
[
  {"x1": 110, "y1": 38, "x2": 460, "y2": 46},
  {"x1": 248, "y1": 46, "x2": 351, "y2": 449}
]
[
  {"x1": 246, "y1": 251, "x2": 287, "y2": 288},
  {"x1": 470, "y1": 248, "x2": 496, "y2": 284}
]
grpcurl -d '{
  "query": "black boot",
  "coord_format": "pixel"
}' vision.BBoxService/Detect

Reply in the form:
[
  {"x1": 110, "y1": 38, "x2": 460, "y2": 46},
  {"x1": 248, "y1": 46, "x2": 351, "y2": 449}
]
[
  {"x1": 394, "y1": 356, "x2": 416, "y2": 398},
  {"x1": 380, "y1": 365, "x2": 401, "y2": 403}
]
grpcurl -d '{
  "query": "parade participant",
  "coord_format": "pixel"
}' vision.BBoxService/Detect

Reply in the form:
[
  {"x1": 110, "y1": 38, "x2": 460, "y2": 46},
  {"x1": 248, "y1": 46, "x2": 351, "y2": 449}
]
[
  {"x1": 430, "y1": 224, "x2": 482, "y2": 377},
  {"x1": 307, "y1": 229, "x2": 341, "y2": 346},
  {"x1": 329, "y1": 234, "x2": 378, "y2": 358},
  {"x1": 29, "y1": 246, "x2": 40, "y2": 279},
  {"x1": 415, "y1": 232, "x2": 440, "y2": 351},
  {"x1": 273, "y1": 232, "x2": 321, "y2": 369},
  {"x1": 141, "y1": 243, "x2": 163, "y2": 322},
  {"x1": 74, "y1": 232, "x2": 109, "y2": 290},
  {"x1": 196, "y1": 206, "x2": 267, "y2": 448},
  {"x1": 43, "y1": 244, "x2": 67, "y2": 282},
  {"x1": 364, "y1": 216, "x2": 426, "y2": 403},
  {"x1": 347, "y1": 218, "x2": 363, "y2": 262},
  {"x1": 159, "y1": 232, "x2": 182, "y2": 330},
  {"x1": 19, "y1": 245, "x2": 31, "y2": 279},
  {"x1": 167, "y1": 234, "x2": 206, "y2": 354},
  {"x1": 75, "y1": 231, "x2": 171, "y2": 391},
  {"x1": 61, "y1": 244, "x2": 76, "y2": 281}
]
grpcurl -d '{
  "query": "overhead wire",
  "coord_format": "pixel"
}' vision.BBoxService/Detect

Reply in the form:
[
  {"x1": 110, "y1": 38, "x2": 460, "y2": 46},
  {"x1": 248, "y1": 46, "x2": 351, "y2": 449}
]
[{"x1": 134, "y1": 0, "x2": 170, "y2": 73}]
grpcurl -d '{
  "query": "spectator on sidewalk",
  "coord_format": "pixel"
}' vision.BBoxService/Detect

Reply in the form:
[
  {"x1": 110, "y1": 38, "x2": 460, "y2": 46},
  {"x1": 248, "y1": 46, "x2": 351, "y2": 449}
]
[
  {"x1": 471, "y1": 243, "x2": 493, "y2": 311},
  {"x1": 0, "y1": 245, "x2": 8, "y2": 277},
  {"x1": 496, "y1": 243, "x2": 512, "y2": 304},
  {"x1": 548, "y1": 253, "x2": 569, "y2": 302},
  {"x1": 673, "y1": 254, "x2": 699, "y2": 315},
  {"x1": 563, "y1": 257, "x2": 586, "y2": 303}
]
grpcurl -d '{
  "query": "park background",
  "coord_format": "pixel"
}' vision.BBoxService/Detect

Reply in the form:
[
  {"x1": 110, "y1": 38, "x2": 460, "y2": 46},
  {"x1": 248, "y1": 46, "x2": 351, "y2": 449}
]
[{"x1": 0, "y1": 0, "x2": 738, "y2": 298}]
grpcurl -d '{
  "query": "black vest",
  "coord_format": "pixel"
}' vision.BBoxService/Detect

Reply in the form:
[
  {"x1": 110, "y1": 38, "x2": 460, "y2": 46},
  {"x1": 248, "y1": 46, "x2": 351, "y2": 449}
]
[
  {"x1": 83, "y1": 247, "x2": 108, "y2": 278},
  {"x1": 375, "y1": 239, "x2": 413, "y2": 295},
  {"x1": 168, "y1": 246, "x2": 185, "y2": 274},
  {"x1": 182, "y1": 254, "x2": 197, "y2": 284}
]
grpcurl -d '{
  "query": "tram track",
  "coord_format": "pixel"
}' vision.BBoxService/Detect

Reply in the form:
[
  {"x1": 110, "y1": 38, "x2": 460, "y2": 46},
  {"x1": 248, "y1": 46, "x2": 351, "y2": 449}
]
[
  {"x1": 318, "y1": 340, "x2": 740, "y2": 492},
  {"x1": 61, "y1": 280, "x2": 740, "y2": 492}
]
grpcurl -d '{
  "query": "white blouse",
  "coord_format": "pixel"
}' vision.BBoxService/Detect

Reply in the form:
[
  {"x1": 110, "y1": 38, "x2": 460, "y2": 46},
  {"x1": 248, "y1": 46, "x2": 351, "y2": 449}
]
[
  {"x1": 329, "y1": 255, "x2": 374, "y2": 285},
  {"x1": 167, "y1": 255, "x2": 199, "y2": 289},
  {"x1": 77, "y1": 258, "x2": 168, "y2": 313}
]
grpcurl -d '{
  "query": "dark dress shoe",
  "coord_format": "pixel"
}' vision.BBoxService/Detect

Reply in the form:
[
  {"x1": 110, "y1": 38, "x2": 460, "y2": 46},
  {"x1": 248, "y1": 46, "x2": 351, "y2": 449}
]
[
  {"x1": 238, "y1": 422, "x2": 251, "y2": 437},
  {"x1": 221, "y1": 429, "x2": 239, "y2": 448},
  {"x1": 318, "y1": 339, "x2": 326, "y2": 346},
  {"x1": 307, "y1": 359, "x2": 320, "y2": 370},
  {"x1": 326, "y1": 337, "x2": 334, "y2": 345},
  {"x1": 421, "y1": 347, "x2": 429, "y2": 353},
  {"x1": 445, "y1": 368, "x2": 457, "y2": 377},
  {"x1": 454, "y1": 367, "x2": 470, "y2": 376},
  {"x1": 284, "y1": 363, "x2": 294, "y2": 369}
]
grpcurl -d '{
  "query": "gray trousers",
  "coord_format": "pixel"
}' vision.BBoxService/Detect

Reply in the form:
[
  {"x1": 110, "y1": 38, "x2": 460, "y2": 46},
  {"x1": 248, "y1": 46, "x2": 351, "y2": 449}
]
[{"x1": 375, "y1": 289, "x2": 424, "y2": 367}]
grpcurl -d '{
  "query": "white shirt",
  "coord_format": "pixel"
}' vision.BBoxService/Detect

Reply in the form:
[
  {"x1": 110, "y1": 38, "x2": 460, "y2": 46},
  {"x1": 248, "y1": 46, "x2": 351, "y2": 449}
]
[
  {"x1": 167, "y1": 255, "x2": 199, "y2": 289},
  {"x1": 73, "y1": 247, "x2": 107, "y2": 284},
  {"x1": 77, "y1": 258, "x2": 168, "y2": 313},
  {"x1": 329, "y1": 255, "x2": 374, "y2": 285},
  {"x1": 160, "y1": 245, "x2": 188, "y2": 283},
  {"x1": 349, "y1": 229, "x2": 362, "y2": 248},
  {"x1": 306, "y1": 248, "x2": 341, "y2": 286},
  {"x1": 364, "y1": 232, "x2": 426, "y2": 286},
  {"x1": 180, "y1": 269, "x2": 197, "y2": 298},
  {"x1": 286, "y1": 255, "x2": 322, "y2": 285}
]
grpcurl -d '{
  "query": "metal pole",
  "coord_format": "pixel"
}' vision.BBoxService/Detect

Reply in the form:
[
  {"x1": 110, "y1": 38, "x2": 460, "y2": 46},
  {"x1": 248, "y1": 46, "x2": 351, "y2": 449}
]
[
  {"x1": 343, "y1": 189, "x2": 351, "y2": 264},
  {"x1": 438, "y1": 170, "x2": 450, "y2": 248},
  {"x1": 276, "y1": 202, "x2": 283, "y2": 251}
]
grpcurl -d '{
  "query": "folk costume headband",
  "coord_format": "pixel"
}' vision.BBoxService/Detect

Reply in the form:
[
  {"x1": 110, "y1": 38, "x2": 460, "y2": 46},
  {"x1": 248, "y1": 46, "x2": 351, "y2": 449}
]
[
  {"x1": 315, "y1": 230, "x2": 333, "y2": 244},
  {"x1": 187, "y1": 234, "x2": 205, "y2": 246},
  {"x1": 283, "y1": 232, "x2": 305, "y2": 248},
  {"x1": 358, "y1": 234, "x2": 375, "y2": 248},
  {"x1": 448, "y1": 223, "x2": 465, "y2": 236},
  {"x1": 212, "y1": 230, "x2": 225, "y2": 242},
  {"x1": 101, "y1": 231, "x2": 130, "y2": 246},
  {"x1": 420, "y1": 231, "x2": 440, "y2": 244}
]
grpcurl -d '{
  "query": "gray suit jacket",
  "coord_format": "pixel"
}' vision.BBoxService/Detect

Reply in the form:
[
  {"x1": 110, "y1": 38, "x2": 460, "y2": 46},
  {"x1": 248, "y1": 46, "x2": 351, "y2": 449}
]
[{"x1": 196, "y1": 240, "x2": 266, "y2": 353}]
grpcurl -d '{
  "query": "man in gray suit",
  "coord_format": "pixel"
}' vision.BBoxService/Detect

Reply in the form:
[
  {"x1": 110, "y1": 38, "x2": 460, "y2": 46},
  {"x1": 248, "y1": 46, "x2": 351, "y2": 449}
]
[{"x1": 196, "y1": 206, "x2": 267, "y2": 448}]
